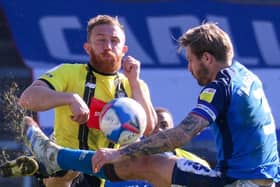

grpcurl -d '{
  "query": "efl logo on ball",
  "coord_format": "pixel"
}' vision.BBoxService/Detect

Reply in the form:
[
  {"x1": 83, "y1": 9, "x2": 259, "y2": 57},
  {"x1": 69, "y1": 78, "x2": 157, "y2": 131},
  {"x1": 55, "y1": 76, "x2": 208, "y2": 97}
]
[{"x1": 99, "y1": 97, "x2": 147, "y2": 146}]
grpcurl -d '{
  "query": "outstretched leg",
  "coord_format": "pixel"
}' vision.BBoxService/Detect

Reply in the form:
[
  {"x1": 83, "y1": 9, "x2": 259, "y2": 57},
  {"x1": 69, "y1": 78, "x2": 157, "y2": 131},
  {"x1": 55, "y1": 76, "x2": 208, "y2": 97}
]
[
  {"x1": 22, "y1": 116, "x2": 107, "y2": 178},
  {"x1": 23, "y1": 116, "x2": 62, "y2": 175},
  {"x1": 22, "y1": 116, "x2": 177, "y2": 187},
  {"x1": 113, "y1": 154, "x2": 176, "y2": 187}
]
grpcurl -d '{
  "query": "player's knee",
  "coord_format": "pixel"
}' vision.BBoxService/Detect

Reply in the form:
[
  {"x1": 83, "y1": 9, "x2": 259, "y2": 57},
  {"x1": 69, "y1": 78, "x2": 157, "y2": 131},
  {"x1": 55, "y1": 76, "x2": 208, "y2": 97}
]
[
  {"x1": 130, "y1": 156, "x2": 158, "y2": 173},
  {"x1": 131, "y1": 155, "x2": 176, "y2": 179},
  {"x1": 113, "y1": 156, "x2": 153, "y2": 179}
]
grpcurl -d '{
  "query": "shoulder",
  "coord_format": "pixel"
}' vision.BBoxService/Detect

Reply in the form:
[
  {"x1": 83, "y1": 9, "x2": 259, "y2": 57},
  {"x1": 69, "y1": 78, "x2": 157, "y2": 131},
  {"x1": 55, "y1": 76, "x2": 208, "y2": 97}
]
[
  {"x1": 199, "y1": 81, "x2": 227, "y2": 104},
  {"x1": 39, "y1": 63, "x2": 87, "y2": 85},
  {"x1": 45, "y1": 63, "x2": 86, "y2": 73},
  {"x1": 200, "y1": 66, "x2": 235, "y2": 97},
  {"x1": 59, "y1": 63, "x2": 87, "y2": 71}
]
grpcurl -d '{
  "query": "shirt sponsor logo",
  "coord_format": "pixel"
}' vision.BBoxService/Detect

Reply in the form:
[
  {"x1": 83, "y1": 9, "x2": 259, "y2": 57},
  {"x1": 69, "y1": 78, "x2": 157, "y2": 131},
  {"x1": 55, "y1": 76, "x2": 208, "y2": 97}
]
[{"x1": 199, "y1": 88, "x2": 216, "y2": 103}]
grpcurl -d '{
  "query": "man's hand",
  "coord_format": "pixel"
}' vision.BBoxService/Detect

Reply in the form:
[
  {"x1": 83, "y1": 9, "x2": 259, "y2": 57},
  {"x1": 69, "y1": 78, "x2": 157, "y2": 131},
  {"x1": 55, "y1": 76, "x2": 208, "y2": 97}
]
[
  {"x1": 92, "y1": 148, "x2": 122, "y2": 173},
  {"x1": 122, "y1": 56, "x2": 140, "y2": 82},
  {"x1": 69, "y1": 93, "x2": 90, "y2": 124}
]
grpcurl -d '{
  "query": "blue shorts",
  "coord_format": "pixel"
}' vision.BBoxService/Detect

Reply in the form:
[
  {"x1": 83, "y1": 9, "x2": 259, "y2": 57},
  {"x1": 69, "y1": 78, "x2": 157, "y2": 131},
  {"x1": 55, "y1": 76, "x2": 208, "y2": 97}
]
[{"x1": 171, "y1": 159, "x2": 235, "y2": 187}]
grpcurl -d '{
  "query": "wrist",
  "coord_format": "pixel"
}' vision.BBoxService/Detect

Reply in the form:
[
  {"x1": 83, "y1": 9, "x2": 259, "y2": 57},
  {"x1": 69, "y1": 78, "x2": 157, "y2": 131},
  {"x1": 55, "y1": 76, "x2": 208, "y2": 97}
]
[
  {"x1": 128, "y1": 79, "x2": 141, "y2": 89},
  {"x1": 62, "y1": 92, "x2": 78, "y2": 106}
]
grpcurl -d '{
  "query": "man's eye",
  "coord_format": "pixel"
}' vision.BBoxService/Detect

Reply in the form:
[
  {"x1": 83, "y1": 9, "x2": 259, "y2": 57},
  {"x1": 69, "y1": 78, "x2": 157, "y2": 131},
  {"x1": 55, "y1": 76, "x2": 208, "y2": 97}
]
[
  {"x1": 97, "y1": 38, "x2": 106, "y2": 42},
  {"x1": 111, "y1": 38, "x2": 120, "y2": 43}
]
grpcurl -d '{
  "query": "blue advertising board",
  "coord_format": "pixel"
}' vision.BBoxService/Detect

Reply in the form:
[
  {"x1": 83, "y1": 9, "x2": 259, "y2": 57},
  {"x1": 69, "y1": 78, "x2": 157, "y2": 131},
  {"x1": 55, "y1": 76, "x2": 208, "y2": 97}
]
[{"x1": 1, "y1": 0, "x2": 280, "y2": 68}]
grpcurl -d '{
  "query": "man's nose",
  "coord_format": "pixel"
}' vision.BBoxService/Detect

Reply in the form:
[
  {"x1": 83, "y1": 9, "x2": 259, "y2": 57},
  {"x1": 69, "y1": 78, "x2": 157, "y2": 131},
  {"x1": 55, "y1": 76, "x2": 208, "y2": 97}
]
[{"x1": 104, "y1": 40, "x2": 112, "y2": 50}]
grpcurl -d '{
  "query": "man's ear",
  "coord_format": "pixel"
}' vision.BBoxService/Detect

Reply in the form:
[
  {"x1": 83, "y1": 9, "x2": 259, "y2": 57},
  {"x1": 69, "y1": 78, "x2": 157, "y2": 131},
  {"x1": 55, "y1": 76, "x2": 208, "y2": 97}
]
[
  {"x1": 123, "y1": 45, "x2": 128, "y2": 54},
  {"x1": 202, "y1": 51, "x2": 213, "y2": 64},
  {"x1": 83, "y1": 42, "x2": 91, "y2": 55}
]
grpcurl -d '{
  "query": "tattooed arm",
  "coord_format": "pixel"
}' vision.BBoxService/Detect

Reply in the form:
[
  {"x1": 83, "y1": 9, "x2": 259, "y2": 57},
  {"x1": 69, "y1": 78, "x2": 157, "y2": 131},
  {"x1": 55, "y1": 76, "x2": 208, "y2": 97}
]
[
  {"x1": 119, "y1": 113, "x2": 209, "y2": 158},
  {"x1": 92, "y1": 113, "x2": 209, "y2": 172}
]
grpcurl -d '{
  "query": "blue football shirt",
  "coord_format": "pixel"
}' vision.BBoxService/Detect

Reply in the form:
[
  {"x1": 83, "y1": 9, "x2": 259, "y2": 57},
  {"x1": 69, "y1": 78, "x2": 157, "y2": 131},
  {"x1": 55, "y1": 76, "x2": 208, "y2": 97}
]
[{"x1": 191, "y1": 61, "x2": 280, "y2": 181}]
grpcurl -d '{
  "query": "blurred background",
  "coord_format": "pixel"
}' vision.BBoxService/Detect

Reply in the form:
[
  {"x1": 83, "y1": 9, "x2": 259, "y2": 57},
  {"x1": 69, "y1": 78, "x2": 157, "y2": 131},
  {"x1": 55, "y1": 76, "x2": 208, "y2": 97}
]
[{"x1": 0, "y1": 0, "x2": 279, "y2": 186}]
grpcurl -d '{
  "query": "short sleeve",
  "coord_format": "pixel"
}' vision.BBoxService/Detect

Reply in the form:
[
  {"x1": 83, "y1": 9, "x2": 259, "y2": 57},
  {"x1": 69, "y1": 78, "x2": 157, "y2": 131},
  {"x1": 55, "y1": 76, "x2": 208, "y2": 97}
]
[
  {"x1": 191, "y1": 81, "x2": 227, "y2": 124},
  {"x1": 39, "y1": 64, "x2": 69, "y2": 91}
]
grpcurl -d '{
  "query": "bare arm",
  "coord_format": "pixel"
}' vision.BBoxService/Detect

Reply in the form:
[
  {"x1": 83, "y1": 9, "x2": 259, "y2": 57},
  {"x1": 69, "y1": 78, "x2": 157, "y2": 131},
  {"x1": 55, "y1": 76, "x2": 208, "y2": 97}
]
[
  {"x1": 122, "y1": 56, "x2": 157, "y2": 136},
  {"x1": 19, "y1": 80, "x2": 74, "y2": 111},
  {"x1": 119, "y1": 113, "x2": 209, "y2": 159},
  {"x1": 92, "y1": 113, "x2": 209, "y2": 172},
  {"x1": 19, "y1": 80, "x2": 89, "y2": 123},
  {"x1": 129, "y1": 79, "x2": 157, "y2": 136}
]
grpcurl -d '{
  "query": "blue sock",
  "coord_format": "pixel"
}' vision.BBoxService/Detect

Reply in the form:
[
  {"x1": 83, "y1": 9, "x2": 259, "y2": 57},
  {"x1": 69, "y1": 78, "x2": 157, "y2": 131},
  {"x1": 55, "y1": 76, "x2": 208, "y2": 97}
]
[{"x1": 57, "y1": 148, "x2": 108, "y2": 179}]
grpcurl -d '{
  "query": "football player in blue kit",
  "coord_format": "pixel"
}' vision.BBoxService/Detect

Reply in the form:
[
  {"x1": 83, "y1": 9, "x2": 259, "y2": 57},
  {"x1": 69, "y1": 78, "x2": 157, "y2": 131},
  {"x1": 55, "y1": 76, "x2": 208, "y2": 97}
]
[{"x1": 20, "y1": 22, "x2": 280, "y2": 187}]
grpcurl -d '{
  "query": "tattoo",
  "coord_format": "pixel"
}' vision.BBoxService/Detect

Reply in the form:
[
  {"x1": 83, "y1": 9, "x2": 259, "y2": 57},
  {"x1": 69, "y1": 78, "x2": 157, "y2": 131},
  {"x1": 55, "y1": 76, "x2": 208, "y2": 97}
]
[
  {"x1": 119, "y1": 132, "x2": 169, "y2": 159},
  {"x1": 119, "y1": 113, "x2": 209, "y2": 160},
  {"x1": 179, "y1": 113, "x2": 209, "y2": 137}
]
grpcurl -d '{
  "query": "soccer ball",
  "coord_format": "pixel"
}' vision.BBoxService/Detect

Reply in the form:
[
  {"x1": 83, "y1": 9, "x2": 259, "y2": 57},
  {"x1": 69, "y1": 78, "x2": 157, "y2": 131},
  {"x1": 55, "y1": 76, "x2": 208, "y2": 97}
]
[{"x1": 99, "y1": 97, "x2": 147, "y2": 146}]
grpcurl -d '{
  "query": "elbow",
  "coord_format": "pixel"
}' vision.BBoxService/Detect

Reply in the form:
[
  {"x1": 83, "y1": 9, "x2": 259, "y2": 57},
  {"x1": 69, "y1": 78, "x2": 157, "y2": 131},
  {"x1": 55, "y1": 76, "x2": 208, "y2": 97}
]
[
  {"x1": 18, "y1": 91, "x2": 39, "y2": 111},
  {"x1": 18, "y1": 92, "x2": 29, "y2": 108},
  {"x1": 18, "y1": 95, "x2": 34, "y2": 111}
]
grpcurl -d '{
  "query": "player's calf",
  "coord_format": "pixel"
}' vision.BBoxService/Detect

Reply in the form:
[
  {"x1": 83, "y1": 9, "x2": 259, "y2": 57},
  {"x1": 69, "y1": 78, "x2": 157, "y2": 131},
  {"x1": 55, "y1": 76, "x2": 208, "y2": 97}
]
[{"x1": 22, "y1": 116, "x2": 62, "y2": 175}]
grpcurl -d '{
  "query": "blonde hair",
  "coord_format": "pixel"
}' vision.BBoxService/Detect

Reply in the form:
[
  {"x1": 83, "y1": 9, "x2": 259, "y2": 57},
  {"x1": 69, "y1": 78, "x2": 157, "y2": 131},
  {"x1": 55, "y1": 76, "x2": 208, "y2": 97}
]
[
  {"x1": 87, "y1": 15, "x2": 125, "y2": 41},
  {"x1": 179, "y1": 23, "x2": 233, "y2": 63}
]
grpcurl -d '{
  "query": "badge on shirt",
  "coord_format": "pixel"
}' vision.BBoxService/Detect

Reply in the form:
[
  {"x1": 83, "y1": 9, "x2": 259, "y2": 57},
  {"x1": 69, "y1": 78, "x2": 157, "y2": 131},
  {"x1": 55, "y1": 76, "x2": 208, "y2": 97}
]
[{"x1": 199, "y1": 88, "x2": 216, "y2": 103}]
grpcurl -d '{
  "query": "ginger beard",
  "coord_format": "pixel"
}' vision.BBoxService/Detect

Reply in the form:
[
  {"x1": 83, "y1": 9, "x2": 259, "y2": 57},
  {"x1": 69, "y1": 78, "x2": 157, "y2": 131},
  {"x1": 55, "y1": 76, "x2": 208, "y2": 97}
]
[{"x1": 89, "y1": 48, "x2": 122, "y2": 74}]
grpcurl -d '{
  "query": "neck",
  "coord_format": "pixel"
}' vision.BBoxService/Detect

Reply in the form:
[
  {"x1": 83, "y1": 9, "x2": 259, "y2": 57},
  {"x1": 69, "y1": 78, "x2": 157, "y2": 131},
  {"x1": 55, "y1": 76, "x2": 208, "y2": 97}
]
[
  {"x1": 211, "y1": 61, "x2": 230, "y2": 81},
  {"x1": 88, "y1": 63, "x2": 118, "y2": 76}
]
